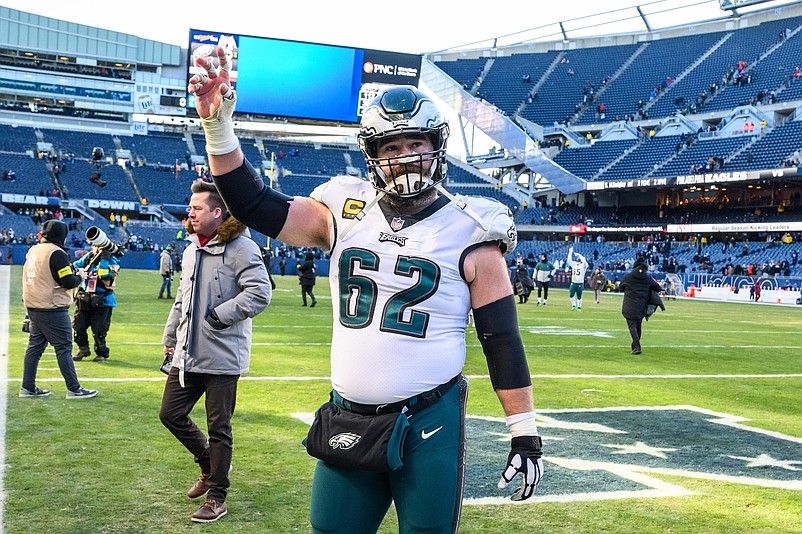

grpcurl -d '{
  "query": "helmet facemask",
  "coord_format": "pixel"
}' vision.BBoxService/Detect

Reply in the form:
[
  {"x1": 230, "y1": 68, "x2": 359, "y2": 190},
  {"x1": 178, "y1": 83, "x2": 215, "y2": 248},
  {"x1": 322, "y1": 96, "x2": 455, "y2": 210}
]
[
  {"x1": 358, "y1": 86, "x2": 449, "y2": 199},
  {"x1": 368, "y1": 138, "x2": 444, "y2": 198}
]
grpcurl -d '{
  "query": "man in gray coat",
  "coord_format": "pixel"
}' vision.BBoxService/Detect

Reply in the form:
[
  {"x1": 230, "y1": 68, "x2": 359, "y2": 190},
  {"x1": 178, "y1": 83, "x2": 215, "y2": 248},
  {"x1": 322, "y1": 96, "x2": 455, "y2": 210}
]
[
  {"x1": 159, "y1": 179, "x2": 271, "y2": 523},
  {"x1": 158, "y1": 245, "x2": 174, "y2": 299},
  {"x1": 619, "y1": 256, "x2": 663, "y2": 355}
]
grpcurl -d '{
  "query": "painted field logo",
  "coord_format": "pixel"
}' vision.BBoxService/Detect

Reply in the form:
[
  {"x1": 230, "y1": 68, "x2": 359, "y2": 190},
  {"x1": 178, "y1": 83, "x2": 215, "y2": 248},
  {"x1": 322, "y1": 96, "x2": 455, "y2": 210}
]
[{"x1": 464, "y1": 406, "x2": 802, "y2": 504}]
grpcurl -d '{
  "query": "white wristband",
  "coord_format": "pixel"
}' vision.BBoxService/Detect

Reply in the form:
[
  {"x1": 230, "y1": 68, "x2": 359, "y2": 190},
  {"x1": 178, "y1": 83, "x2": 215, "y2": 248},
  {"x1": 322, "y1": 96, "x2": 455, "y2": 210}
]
[
  {"x1": 200, "y1": 88, "x2": 239, "y2": 156},
  {"x1": 505, "y1": 411, "x2": 539, "y2": 438}
]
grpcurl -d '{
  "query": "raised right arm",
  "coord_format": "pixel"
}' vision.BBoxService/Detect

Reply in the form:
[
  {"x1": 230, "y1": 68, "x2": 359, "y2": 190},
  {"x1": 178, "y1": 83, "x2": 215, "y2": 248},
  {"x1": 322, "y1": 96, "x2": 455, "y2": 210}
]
[{"x1": 191, "y1": 46, "x2": 331, "y2": 248}]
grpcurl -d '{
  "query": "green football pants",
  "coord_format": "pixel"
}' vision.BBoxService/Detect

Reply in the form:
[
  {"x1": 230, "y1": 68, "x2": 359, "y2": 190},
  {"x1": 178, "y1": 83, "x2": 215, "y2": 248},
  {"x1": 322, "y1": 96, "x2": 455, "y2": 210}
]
[{"x1": 310, "y1": 377, "x2": 468, "y2": 534}]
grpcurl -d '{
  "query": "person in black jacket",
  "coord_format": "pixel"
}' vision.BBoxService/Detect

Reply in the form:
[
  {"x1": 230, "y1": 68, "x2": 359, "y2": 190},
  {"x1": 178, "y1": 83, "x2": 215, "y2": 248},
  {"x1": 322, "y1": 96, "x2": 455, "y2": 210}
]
[
  {"x1": 512, "y1": 258, "x2": 534, "y2": 304},
  {"x1": 21, "y1": 219, "x2": 98, "y2": 398},
  {"x1": 297, "y1": 251, "x2": 317, "y2": 307},
  {"x1": 619, "y1": 257, "x2": 663, "y2": 355}
]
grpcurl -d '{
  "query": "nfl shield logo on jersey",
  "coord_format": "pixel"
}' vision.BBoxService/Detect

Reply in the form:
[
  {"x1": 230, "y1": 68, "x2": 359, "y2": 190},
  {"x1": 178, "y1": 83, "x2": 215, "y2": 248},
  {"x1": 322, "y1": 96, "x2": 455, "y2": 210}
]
[{"x1": 390, "y1": 217, "x2": 405, "y2": 231}]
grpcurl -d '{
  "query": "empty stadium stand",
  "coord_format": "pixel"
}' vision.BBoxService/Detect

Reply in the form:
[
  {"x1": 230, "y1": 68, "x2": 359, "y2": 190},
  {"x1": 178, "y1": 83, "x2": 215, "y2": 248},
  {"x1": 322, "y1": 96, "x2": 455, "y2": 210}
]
[{"x1": 1, "y1": 3, "x2": 801, "y2": 288}]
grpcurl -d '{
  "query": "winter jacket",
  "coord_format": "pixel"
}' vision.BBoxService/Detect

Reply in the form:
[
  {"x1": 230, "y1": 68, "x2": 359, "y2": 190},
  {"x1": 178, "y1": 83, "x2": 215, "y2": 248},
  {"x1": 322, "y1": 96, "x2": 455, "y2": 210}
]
[
  {"x1": 533, "y1": 260, "x2": 555, "y2": 283},
  {"x1": 23, "y1": 241, "x2": 82, "y2": 309},
  {"x1": 620, "y1": 263, "x2": 663, "y2": 320},
  {"x1": 297, "y1": 258, "x2": 317, "y2": 287},
  {"x1": 73, "y1": 248, "x2": 120, "y2": 307},
  {"x1": 162, "y1": 217, "x2": 271, "y2": 375},
  {"x1": 589, "y1": 268, "x2": 607, "y2": 289},
  {"x1": 512, "y1": 265, "x2": 534, "y2": 294},
  {"x1": 645, "y1": 288, "x2": 666, "y2": 320},
  {"x1": 159, "y1": 249, "x2": 174, "y2": 277}
]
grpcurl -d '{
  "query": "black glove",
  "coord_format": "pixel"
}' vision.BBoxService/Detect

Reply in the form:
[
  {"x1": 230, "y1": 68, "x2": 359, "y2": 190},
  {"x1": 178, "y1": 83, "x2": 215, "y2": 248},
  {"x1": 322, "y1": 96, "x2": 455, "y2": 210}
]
[
  {"x1": 498, "y1": 436, "x2": 544, "y2": 501},
  {"x1": 205, "y1": 309, "x2": 227, "y2": 330}
]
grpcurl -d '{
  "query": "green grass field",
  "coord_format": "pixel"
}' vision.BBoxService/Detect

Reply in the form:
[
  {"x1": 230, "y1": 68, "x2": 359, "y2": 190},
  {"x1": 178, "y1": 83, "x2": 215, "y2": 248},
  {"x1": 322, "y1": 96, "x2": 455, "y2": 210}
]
[{"x1": 2, "y1": 265, "x2": 801, "y2": 533}]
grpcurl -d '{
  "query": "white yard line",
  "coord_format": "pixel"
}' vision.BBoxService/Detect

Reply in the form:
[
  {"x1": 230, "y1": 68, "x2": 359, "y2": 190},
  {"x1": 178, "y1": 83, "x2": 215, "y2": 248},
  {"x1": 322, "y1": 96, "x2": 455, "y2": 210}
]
[
  {"x1": 0, "y1": 265, "x2": 10, "y2": 534},
  {"x1": 3, "y1": 373, "x2": 802, "y2": 384}
]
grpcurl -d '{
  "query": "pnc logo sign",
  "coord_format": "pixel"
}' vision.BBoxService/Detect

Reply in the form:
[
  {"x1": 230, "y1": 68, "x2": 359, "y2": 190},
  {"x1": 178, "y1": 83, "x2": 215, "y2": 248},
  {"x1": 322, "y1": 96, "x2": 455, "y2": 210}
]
[{"x1": 363, "y1": 62, "x2": 396, "y2": 75}]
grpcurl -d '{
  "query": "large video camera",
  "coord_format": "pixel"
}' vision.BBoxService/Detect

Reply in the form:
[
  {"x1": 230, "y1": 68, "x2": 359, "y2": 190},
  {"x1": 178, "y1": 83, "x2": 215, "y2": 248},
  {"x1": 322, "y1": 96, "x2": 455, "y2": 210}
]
[{"x1": 85, "y1": 226, "x2": 123, "y2": 257}]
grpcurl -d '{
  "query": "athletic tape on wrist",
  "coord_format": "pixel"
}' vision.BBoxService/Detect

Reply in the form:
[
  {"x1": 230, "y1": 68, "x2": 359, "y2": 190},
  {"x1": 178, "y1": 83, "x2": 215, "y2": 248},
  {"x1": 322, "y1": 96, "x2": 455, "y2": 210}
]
[
  {"x1": 506, "y1": 411, "x2": 539, "y2": 438},
  {"x1": 201, "y1": 88, "x2": 239, "y2": 155}
]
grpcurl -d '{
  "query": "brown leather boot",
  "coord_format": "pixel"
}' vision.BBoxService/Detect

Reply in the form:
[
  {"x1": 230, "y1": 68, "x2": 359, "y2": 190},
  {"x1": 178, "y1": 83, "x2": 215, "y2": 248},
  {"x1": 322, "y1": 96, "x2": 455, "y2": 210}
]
[
  {"x1": 191, "y1": 499, "x2": 227, "y2": 523},
  {"x1": 186, "y1": 472, "x2": 210, "y2": 499},
  {"x1": 72, "y1": 346, "x2": 91, "y2": 361}
]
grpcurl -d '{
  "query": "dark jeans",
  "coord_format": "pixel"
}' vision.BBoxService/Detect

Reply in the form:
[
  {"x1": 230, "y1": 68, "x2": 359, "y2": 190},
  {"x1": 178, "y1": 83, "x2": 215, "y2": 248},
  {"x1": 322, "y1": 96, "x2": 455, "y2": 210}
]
[
  {"x1": 301, "y1": 284, "x2": 316, "y2": 306},
  {"x1": 159, "y1": 275, "x2": 172, "y2": 298},
  {"x1": 73, "y1": 306, "x2": 113, "y2": 357},
  {"x1": 536, "y1": 281, "x2": 550, "y2": 300},
  {"x1": 23, "y1": 308, "x2": 81, "y2": 391},
  {"x1": 159, "y1": 368, "x2": 239, "y2": 502},
  {"x1": 625, "y1": 317, "x2": 643, "y2": 351}
]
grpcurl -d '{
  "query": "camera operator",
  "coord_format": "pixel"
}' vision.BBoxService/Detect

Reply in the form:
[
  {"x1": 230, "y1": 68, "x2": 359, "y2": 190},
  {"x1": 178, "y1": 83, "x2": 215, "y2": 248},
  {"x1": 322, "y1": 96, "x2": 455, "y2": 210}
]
[
  {"x1": 72, "y1": 228, "x2": 121, "y2": 362},
  {"x1": 20, "y1": 219, "x2": 98, "y2": 399}
]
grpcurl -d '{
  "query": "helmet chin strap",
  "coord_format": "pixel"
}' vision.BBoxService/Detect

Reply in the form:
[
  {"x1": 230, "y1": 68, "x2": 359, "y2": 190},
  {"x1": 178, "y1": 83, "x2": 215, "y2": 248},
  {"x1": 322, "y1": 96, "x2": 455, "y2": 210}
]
[{"x1": 435, "y1": 183, "x2": 488, "y2": 231}]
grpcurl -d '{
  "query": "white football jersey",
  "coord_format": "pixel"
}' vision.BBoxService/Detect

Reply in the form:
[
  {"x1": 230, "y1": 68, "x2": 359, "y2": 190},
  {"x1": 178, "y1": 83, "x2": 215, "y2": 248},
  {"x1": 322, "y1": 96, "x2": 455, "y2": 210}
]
[
  {"x1": 567, "y1": 254, "x2": 589, "y2": 284},
  {"x1": 311, "y1": 177, "x2": 517, "y2": 404}
]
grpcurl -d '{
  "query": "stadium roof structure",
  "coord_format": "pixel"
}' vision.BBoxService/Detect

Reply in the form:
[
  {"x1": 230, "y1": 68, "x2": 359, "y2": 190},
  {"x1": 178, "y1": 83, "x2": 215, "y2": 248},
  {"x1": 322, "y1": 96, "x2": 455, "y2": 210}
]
[{"x1": 427, "y1": 0, "x2": 802, "y2": 53}]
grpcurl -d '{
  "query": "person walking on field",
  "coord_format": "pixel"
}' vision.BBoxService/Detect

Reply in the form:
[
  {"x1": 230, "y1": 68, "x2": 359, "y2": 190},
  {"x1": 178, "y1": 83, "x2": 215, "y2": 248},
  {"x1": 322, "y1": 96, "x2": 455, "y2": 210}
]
[
  {"x1": 21, "y1": 219, "x2": 98, "y2": 399},
  {"x1": 589, "y1": 265, "x2": 607, "y2": 304},
  {"x1": 190, "y1": 51, "x2": 543, "y2": 533},
  {"x1": 297, "y1": 251, "x2": 318, "y2": 307},
  {"x1": 619, "y1": 256, "x2": 662, "y2": 355},
  {"x1": 158, "y1": 245, "x2": 174, "y2": 299},
  {"x1": 159, "y1": 179, "x2": 271, "y2": 523},
  {"x1": 512, "y1": 258, "x2": 534, "y2": 304},
  {"x1": 533, "y1": 253, "x2": 555, "y2": 306}
]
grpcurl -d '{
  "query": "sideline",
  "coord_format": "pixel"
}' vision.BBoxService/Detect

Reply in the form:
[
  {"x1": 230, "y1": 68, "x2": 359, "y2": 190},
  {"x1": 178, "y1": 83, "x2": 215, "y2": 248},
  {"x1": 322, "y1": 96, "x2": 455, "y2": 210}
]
[{"x1": 0, "y1": 265, "x2": 10, "y2": 534}]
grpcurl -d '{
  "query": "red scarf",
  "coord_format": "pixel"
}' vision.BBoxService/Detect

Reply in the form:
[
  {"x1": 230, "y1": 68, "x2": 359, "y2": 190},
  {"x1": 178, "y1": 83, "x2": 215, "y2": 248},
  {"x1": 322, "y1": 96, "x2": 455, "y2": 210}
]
[{"x1": 197, "y1": 232, "x2": 217, "y2": 247}]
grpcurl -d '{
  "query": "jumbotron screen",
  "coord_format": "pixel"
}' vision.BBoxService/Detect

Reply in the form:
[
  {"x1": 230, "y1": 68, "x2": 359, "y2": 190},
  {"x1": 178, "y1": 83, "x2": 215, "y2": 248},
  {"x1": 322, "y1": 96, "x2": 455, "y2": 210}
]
[{"x1": 186, "y1": 29, "x2": 422, "y2": 124}]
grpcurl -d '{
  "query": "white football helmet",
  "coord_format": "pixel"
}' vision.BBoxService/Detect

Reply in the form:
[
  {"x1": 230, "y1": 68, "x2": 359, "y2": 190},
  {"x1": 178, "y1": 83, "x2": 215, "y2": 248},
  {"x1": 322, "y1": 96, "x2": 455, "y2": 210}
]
[{"x1": 358, "y1": 85, "x2": 449, "y2": 198}]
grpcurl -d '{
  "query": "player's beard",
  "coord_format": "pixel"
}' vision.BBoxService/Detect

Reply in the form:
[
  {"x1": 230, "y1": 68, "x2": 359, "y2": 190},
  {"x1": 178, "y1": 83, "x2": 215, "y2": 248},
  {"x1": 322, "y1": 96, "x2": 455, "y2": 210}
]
[{"x1": 382, "y1": 187, "x2": 438, "y2": 214}]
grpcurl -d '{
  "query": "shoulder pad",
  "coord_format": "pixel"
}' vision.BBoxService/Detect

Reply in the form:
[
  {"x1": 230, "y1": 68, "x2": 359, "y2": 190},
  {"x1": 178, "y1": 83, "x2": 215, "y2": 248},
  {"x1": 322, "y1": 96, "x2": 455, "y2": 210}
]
[{"x1": 457, "y1": 195, "x2": 517, "y2": 255}]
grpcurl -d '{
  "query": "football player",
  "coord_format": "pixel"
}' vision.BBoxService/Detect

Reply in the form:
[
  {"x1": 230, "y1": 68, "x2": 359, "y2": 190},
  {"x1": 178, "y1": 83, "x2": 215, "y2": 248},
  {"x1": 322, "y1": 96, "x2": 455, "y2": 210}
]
[
  {"x1": 567, "y1": 247, "x2": 589, "y2": 311},
  {"x1": 190, "y1": 47, "x2": 543, "y2": 533}
]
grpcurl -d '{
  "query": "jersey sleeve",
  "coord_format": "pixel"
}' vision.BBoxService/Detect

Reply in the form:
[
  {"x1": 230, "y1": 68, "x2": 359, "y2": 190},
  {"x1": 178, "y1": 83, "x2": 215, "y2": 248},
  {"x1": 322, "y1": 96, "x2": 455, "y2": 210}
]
[
  {"x1": 463, "y1": 196, "x2": 518, "y2": 255},
  {"x1": 310, "y1": 175, "x2": 366, "y2": 206},
  {"x1": 309, "y1": 180, "x2": 332, "y2": 205}
]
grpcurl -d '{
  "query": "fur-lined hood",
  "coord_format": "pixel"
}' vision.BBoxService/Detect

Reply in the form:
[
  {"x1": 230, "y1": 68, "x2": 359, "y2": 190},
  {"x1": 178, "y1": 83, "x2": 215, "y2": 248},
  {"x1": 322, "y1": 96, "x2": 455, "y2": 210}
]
[{"x1": 184, "y1": 216, "x2": 248, "y2": 243}]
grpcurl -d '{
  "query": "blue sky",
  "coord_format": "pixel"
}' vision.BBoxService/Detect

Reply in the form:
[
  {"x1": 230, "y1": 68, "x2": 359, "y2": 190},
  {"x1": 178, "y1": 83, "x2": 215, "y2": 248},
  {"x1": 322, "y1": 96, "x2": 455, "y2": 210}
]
[{"x1": 3, "y1": 0, "x2": 797, "y2": 54}]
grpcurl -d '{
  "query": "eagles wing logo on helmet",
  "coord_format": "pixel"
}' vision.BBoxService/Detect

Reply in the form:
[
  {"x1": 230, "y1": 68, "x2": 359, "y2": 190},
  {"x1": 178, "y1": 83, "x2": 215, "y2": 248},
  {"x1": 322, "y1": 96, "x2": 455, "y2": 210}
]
[{"x1": 329, "y1": 432, "x2": 361, "y2": 450}]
